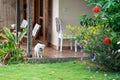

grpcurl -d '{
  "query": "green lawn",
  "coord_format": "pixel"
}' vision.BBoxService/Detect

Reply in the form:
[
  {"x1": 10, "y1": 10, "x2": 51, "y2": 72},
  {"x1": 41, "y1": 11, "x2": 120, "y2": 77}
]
[{"x1": 0, "y1": 61, "x2": 119, "y2": 80}]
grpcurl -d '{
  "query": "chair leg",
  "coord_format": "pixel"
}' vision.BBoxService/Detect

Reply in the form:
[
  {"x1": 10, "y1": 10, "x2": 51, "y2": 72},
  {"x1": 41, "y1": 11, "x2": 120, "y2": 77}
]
[
  {"x1": 57, "y1": 38, "x2": 59, "y2": 50},
  {"x1": 60, "y1": 38, "x2": 63, "y2": 52},
  {"x1": 70, "y1": 40, "x2": 73, "y2": 50},
  {"x1": 75, "y1": 40, "x2": 77, "y2": 52}
]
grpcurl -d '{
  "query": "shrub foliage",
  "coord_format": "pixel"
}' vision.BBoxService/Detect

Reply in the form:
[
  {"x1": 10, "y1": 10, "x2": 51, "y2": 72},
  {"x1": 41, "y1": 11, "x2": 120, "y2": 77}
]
[{"x1": 68, "y1": 0, "x2": 120, "y2": 71}]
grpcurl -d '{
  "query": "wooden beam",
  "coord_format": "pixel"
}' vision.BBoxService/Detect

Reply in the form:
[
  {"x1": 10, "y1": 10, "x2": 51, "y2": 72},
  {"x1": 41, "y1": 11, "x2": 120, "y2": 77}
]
[
  {"x1": 43, "y1": 0, "x2": 49, "y2": 45},
  {"x1": 27, "y1": 0, "x2": 32, "y2": 57},
  {"x1": 32, "y1": 0, "x2": 35, "y2": 24},
  {"x1": 43, "y1": 0, "x2": 45, "y2": 44},
  {"x1": 16, "y1": 0, "x2": 21, "y2": 43},
  {"x1": 44, "y1": 0, "x2": 49, "y2": 45}
]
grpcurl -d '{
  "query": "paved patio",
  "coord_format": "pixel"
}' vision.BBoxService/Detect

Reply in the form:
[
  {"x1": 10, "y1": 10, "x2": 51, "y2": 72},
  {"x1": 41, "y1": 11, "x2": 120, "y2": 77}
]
[{"x1": 21, "y1": 43, "x2": 89, "y2": 60}]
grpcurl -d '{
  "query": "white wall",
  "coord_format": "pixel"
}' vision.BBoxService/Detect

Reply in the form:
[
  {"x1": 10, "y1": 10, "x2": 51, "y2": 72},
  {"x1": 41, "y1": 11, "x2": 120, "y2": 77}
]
[
  {"x1": 51, "y1": 0, "x2": 93, "y2": 49},
  {"x1": 59, "y1": 0, "x2": 93, "y2": 29},
  {"x1": 51, "y1": 0, "x2": 59, "y2": 47}
]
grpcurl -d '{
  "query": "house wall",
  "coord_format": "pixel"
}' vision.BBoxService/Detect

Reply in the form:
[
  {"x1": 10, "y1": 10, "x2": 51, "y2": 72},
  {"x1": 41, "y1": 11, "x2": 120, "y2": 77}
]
[
  {"x1": 0, "y1": 0, "x2": 25, "y2": 29},
  {"x1": 51, "y1": 0, "x2": 93, "y2": 49},
  {"x1": 0, "y1": 0, "x2": 16, "y2": 29},
  {"x1": 51, "y1": 0, "x2": 59, "y2": 47},
  {"x1": 59, "y1": 0, "x2": 93, "y2": 27}
]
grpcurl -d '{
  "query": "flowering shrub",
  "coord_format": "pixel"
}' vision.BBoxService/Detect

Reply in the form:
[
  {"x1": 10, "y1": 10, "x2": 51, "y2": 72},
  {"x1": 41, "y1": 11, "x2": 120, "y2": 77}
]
[
  {"x1": 77, "y1": 26, "x2": 120, "y2": 71},
  {"x1": 74, "y1": 0, "x2": 120, "y2": 71},
  {"x1": 87, "y1": 0, "x2": 120, "y2": 32},
  {"x1": 66, "y1": 0, "x2": 120, "y2": 71},
  {"x1": 103, "y1": 38, "x2": 112, "y2": 45},
  {"x1": 92, "y1": 6, "x2": 101, "y2": 13},
  {"x1": 117, "y1": 41, "x2": 120, "y2": 52},
  {"x1": 67, "y1": 24, "x2": 120, "y2": 71},
  {"x1": 79, "y1": 14, "x2": 96, "y2": 27}
]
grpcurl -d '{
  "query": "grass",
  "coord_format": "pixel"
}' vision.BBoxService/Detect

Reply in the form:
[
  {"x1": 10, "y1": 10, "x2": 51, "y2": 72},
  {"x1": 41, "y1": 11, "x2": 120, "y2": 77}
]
[{"x1": 0, "y1": 61, "x2": 119, "y2": 80}]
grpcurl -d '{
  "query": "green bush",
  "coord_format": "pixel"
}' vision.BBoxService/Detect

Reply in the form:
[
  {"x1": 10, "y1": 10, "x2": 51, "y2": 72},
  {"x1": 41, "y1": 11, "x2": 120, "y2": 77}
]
[
  {"x1": 66, "y1": 0, "x2": 120, "y2": 71},
  {"x1": 81, "y1": 26, "x2": 120, "y2": 71},
  {"x1": 79, "y1": 14, "x2": 96, "y2": 27},
  {"x1": 67, "y1": 24, "x2": 120, "y2": 71},
  {"x1": 74, "y1": 0, "x2": 120, "y2": 71},
  {"x1": 0, "y1": 27, "x2": 26, "y2": 64},
  {"x1": 87, "y1": 0, "x2": 120, "y2": 32}
]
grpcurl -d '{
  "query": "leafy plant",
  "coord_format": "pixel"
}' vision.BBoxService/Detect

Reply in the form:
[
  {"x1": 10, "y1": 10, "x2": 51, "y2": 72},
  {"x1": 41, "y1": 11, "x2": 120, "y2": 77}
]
[
  {"x1": 75, "y1": 0, "x2": 120, "y2": 71},
  {"x1": 0, "y1": 27, "x2": 27, "y2": 64},
  {"x1": 79, "y1": 14, "x2": 96, "y2": 27},
  {"x1": 87, "y1": 0, "x2": 120, "y2": 32},
  {"x1": 67, "y1": 23, "x2": 120, "y2": 71}
]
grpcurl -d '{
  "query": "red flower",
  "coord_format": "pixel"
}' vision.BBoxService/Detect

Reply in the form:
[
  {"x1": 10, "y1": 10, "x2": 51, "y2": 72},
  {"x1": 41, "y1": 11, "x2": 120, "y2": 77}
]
[
  {"x1": 92, "y1": 6, "x2": 101, "y2": 13},
  {"x1": 103, "y1": 38, "x2": 112, "y2": 44}
]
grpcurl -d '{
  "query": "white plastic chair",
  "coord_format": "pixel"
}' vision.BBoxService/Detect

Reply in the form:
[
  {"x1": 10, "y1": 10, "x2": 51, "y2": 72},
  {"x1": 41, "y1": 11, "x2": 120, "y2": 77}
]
[
  {"x1": 55, "y1": 17, "x2": 77, "y2": 52},
  {"x1": 11, "y1": 19, "x2": 28, "y2": 29},
  {"x1": 24, "y1": 23, "x2": 41, "y2": 42},
  {"x1": 20, "y1": 19, "x2": 28, "y2": 28},
  {"x1": 32, "y1": 23, "x2": 41, "y2": 39}
]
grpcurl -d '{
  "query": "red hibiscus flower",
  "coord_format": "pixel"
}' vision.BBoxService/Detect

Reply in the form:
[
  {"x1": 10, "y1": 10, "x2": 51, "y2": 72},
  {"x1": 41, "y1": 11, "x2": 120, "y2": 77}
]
[
  {"x1": 103, "y1": 38, "x2": 112, "y2": 44},
  {"x1": 92, "y1": 6, "x2": 101, "y2": 13}
]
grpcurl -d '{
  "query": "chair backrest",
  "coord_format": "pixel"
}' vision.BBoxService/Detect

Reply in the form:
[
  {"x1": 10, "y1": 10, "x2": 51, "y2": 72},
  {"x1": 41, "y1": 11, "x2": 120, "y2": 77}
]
[
  {"x1": 32, "y1": 23, "x2": 41, "y2": 37},
  {"x1": 20, "y1": 19, "x2": 28, "y2": 28},
  {"x1": 55, "y1": 17, "x2": 62, "y2": 33}
]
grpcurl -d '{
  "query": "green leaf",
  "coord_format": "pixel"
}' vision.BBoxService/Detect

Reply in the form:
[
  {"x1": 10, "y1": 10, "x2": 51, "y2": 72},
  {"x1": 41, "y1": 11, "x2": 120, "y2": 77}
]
[
  {"x1": 3, "y1": 27, "x2": 15, "y2": 42},
  {"x1": 18, "y1": 28, "x2": 27, "y2": 42},
  {"x1": 0, "y1": 48, "x2": 7, "y2": 56}
]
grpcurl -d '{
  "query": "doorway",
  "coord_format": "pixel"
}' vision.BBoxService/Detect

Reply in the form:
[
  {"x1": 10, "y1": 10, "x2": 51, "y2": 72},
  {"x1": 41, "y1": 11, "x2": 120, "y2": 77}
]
[
  {"x1": 34, "y1": 0, "x2": 52, "y2": 46},
  {"x1": 22, "y1": 0, "x2": 52, "y2": 46}
]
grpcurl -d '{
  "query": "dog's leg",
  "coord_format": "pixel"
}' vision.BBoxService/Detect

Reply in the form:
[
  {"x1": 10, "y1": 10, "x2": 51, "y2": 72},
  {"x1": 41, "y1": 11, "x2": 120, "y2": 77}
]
[
  {"x1": 34, "y1": 51, "x2": 37, "y2": 58},
  {"x1": 36, "y1": 52, "x2": 39, "y2": 58},
  {"x1": 40, "y1": 54, "x2": 42, "y2": 58}
]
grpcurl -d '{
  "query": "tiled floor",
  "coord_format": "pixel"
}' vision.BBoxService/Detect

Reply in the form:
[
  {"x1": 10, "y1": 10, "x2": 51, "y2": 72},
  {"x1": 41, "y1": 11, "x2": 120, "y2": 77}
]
[{"x1": 21, "y1": 43, "x2": 89, "y2": 59}]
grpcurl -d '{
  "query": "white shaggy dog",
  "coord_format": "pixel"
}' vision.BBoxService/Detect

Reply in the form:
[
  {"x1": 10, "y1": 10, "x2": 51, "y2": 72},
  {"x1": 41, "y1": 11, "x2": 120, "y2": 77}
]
[{"x1": 34, "y1": 43, "x2": 45, "y2": 58}]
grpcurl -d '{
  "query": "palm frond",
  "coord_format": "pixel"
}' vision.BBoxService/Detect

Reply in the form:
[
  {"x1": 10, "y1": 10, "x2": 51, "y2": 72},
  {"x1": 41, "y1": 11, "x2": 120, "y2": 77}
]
[
  {"x1": 0, "y1": 33, "x2": 7, "y2": 40},
  {"x1": 0, "y1": 49, "x2": 7, "y2": 56},
  {"x1": 3, "y1": 27, "x2": 15, "y2": 42},
  {"x1": 18, "y1": 28, "x2": 27, "y2": 42}
]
